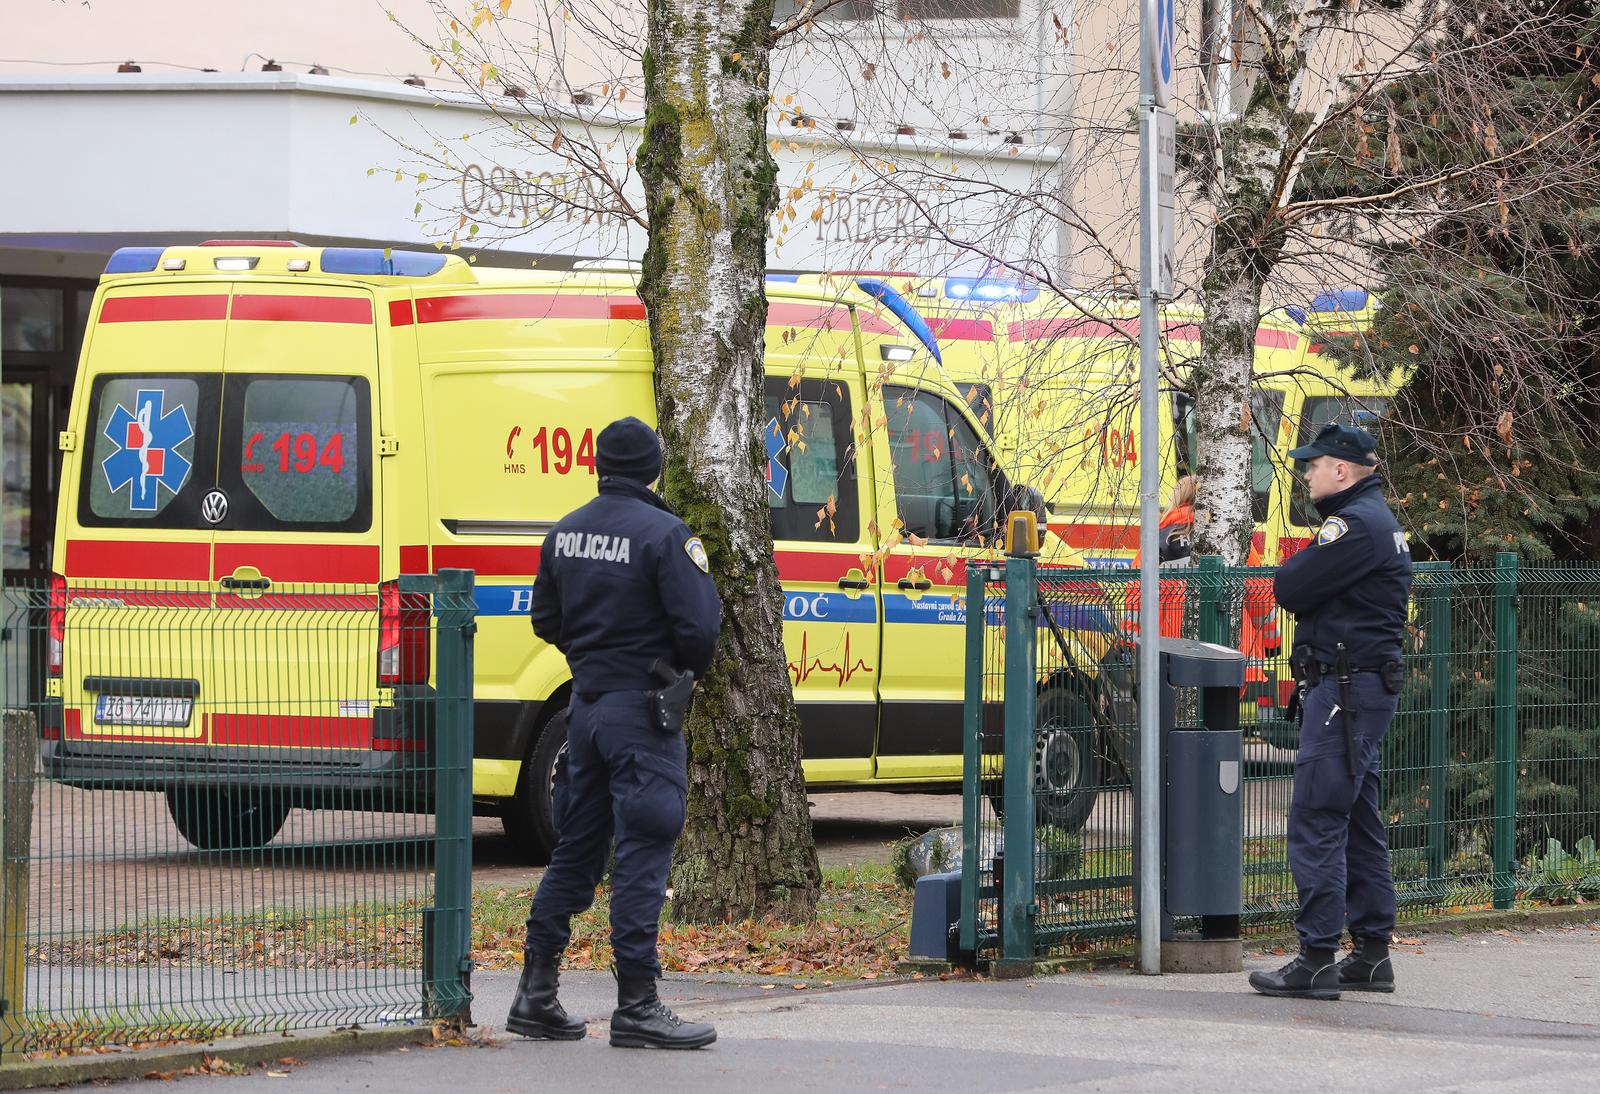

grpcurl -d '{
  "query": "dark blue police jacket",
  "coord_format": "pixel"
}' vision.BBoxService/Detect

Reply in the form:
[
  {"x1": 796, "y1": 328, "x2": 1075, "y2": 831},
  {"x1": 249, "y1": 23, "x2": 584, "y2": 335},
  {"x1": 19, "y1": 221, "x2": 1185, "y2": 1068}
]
[
  {"x1": 529, "y1": 476, "x2": 722, "y2": 694},
  {"x1": 1273, "y1": 474, "x2": 1413, "y2": 667}
]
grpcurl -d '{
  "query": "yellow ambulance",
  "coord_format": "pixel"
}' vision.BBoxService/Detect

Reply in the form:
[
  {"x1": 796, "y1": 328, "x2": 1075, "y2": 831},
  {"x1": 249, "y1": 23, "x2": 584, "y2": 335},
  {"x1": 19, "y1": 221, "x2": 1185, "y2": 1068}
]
[
  {"x1": 805, "y1": 273, "x2": 1398, "y2": 731},
  {"x1": 44, "y1": 243, "x2": 1114, "y2": 858}
]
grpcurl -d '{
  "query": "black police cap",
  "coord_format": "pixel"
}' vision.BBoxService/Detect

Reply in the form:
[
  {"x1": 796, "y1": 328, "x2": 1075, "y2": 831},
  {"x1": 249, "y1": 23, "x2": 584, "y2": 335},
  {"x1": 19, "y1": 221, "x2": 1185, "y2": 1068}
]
[
  {"x1": 596, "y1": 416, "x2": 663, "y2": 483},
  {"x1": 1288, "y1": 422, "x2": 1378, "y2": 466}
]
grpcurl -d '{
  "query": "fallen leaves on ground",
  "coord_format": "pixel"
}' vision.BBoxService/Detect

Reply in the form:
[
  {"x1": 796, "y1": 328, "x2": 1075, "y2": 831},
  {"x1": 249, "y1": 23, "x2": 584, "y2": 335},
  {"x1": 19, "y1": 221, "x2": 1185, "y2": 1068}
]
[{"x1": 470, "y1": 864, "x2": 911, "y2": 980}]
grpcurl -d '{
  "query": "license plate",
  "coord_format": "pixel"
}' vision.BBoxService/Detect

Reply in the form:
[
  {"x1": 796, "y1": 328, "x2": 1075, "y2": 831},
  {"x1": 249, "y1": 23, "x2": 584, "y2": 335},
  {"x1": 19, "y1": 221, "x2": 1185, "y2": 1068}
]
[{"x1": 95, "y1": 694, "x2": 194, "y2": 727}]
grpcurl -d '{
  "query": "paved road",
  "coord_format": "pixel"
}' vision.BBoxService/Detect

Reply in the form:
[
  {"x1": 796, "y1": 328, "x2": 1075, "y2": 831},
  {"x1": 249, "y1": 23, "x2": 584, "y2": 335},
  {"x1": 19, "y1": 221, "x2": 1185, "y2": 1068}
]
[{"x1": 138, "y1": 922, "x2": 1600, "y2": 1092}]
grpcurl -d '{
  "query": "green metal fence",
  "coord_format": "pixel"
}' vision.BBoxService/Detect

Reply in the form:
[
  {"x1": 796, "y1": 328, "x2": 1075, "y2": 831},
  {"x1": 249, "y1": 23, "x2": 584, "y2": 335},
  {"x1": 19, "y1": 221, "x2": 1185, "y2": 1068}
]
[
  {"x1": 961, "y1": 553, "x2": 1600, "y2": 964},
  {"x1": 0, "y1": 570, "x2": 476, "y2": 1057}
]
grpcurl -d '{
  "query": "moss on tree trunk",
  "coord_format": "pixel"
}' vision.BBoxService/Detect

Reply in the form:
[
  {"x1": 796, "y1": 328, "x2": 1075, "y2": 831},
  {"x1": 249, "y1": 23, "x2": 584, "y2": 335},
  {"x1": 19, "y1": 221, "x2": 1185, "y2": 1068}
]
[{"x1": 637, "y1": 0, "x2": 821, "y2": 922}]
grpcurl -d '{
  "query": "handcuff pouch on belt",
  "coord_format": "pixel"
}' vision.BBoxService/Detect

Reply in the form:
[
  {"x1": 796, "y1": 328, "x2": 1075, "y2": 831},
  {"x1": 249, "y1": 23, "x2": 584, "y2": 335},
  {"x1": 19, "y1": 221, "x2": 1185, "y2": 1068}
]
[{"x1": 649, "y1": 659, "x2": 695, "y2": 735}]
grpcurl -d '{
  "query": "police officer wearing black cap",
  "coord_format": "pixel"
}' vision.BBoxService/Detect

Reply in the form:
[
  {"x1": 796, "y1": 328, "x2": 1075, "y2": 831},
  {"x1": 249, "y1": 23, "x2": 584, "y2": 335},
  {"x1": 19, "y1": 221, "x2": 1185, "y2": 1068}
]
[
  {"x1": 507, "y1": 416, "x2": 722, "y2": 1049},
  {"x1": 1249, "y1": 422, "x2": 1413, "y2": 1001}
]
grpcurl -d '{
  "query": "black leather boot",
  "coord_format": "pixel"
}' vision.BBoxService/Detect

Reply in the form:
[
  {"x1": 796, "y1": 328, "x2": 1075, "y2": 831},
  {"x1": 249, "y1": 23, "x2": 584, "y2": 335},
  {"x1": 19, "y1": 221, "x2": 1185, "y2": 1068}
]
[
  {"x1": 610, "y1": 975, "x2": 716, "y2": 1049},
  {"x1": 1337, "y1": 937, "x2": 1395, "y2": 993},
  {"x1": 1248, "y1": 949, "x2": 1341, "y2": 1000},
  {"x1": 506, "y1": 953, "x2": 587, "y2": 1040}
]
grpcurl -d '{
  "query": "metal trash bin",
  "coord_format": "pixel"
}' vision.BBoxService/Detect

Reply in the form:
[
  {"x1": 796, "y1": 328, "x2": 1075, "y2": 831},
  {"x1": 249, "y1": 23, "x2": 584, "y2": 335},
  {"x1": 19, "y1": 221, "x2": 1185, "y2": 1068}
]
[{"x1": 1158, "y1": 638, "x2": 1246, "y2": 958}]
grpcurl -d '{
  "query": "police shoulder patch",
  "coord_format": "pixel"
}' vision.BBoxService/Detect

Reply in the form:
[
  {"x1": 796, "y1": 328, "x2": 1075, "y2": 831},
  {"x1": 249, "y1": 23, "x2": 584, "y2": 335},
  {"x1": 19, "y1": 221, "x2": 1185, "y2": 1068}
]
[
  {"x1": 1316, "y1": 516, "x2": 1349, "y2": 546},
  {"x1": 684, "y1": 536, "x2": 710, "y2": 574}
]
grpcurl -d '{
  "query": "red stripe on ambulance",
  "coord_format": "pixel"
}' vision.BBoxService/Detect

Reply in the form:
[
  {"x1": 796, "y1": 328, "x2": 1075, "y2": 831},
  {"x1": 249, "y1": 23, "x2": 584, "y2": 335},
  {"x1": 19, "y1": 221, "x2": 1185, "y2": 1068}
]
[
  {"x1": 400, "y1": 544, "x2": 430, "y2": 574},
  {"x1": 414, "y1": 294, "x2": 644, "y2": 323},
  {"x1": 209, "y1": 713, "x2": 373, "y2": 749},
  {"x1": 231, "y1": 295, "x2": 373, "y2": 324},
  {"x1": 1009, "y1": 318, "x2": 1298, "y2": 349},
  {"x1": 1051, "y1": 523, "x2": 1143, "y2": 551},
  {"x1": 66, "y1": 539, "x2": 210, "y2": 580},
  {"x1": 213, "y1": 543, "x2": 379, "y2": 584},
  {"x1": 389, "y1": 299, "x2": 416, "y2": 326},
  {"x1": 924, "y1": 317, "x2": 994, "y2": 342},
  {"x1": 767, "y1": 302, "x2": 895, "y2": 335},
  {"x1": 774, "y1": 550, "x2": 857, "y2": 583},
  {"x1": 431, "y1": 543, "x2": 541, "y2": 577},
  {"x1": 98, "y1": 296, "x2": 229, "y2": 324}
]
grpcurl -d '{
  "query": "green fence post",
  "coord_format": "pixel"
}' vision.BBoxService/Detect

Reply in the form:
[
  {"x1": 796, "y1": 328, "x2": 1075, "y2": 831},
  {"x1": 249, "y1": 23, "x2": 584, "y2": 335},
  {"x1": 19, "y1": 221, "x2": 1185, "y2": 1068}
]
[
  {"x1": 959, "y1": 564, "x2": 987, "y2": 957},
  {"x1": 1196, "y1": 555, "x2": 1223, "y2": 645},
  {"x1": 1427, "y1": 565, "x2": 1452, "y2": 889},
  {"x1": 1492, "y1": 552, "x2": 1518, "y2": 909},
  {"x1": 997, "y1": 555, "x2": 1037, "y2": 974},
  {"x1": 426, "y1": 568, "x2": 477, "y2": 1021}
]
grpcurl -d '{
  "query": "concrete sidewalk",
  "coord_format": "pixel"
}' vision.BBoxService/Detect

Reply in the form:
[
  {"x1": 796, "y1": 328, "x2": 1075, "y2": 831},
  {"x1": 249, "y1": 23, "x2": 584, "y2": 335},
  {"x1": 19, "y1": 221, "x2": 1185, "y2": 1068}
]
[{"x1": 60, "y1": 922, "x2": 1600, "y2": 1092}]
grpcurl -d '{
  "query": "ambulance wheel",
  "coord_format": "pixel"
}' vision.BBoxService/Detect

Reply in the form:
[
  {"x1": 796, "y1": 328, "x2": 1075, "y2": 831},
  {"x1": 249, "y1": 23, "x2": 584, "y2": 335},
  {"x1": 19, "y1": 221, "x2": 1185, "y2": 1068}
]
[
  {"x1": 165, "y1": 787, "x2": 289, "y2": 851},
  {"x1": 987, "y1": 686, "x2": 1101, "y2": 833},
  {"x1": 501, "y1": 708, "x2": 564, "y2": 865},
  {"x1": 1034, "y1": 686, "x2": 1101, "y2": 831}
]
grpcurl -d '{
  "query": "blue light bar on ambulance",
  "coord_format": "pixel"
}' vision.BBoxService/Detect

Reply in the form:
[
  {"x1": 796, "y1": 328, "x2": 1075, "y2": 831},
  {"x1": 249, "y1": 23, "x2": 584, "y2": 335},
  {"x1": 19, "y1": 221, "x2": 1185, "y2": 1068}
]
[
  {"x1": 854, "y1": 278, "x2": 942, "y2": 364},
  {"x1": 943, "y1": 276, "x2": 1039, "y2": 303},
  {"x1": 1310, "y1": 288, "x2": 1369, "y2": 313},
  {"x1": 319, "y1": 248, "x2": 449, "y2": 277},
  {"x1": 104, "y1": 247, "x2": 167, "y2": 274}
]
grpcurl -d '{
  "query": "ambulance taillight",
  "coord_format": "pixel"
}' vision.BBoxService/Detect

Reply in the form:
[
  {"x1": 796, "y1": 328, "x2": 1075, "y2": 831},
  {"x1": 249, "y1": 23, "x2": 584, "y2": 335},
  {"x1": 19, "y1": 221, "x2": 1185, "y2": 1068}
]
[
  {"x1": 47, "y1": 572, "x2": 66, "y2": 676},
  {"x1": 377, "y1": 580, "x2": 430, "y2": 686}
]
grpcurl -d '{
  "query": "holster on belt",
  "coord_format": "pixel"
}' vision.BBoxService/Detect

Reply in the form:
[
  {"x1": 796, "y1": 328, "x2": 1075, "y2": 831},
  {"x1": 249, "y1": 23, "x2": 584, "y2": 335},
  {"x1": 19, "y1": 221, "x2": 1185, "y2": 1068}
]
[
  {"x1": 1334, "y1": 642, "x2": 1360, "y2": 777},
  {"x1": 1285, "y1": 644, "x2": 1319, "y2": 726},
  {"x1": 648, "y1": 659, "x2": 695, "y2": 736}
]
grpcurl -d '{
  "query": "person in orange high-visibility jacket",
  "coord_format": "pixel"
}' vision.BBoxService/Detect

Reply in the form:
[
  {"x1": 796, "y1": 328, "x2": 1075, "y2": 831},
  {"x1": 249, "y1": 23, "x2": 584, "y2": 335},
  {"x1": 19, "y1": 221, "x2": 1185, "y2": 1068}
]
[
  {"x1": 1125, "y1": 478, "x2": 1281, "y2": 701},
  {"x1": 1125, "y1": 476, "x2": 1199, "y2": 638}
]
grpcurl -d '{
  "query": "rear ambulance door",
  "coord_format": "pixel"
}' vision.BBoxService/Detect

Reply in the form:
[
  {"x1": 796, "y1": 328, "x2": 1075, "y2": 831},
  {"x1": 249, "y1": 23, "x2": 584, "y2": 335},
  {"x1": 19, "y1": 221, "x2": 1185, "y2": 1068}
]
[
  {"x1": 59, "y1": 284, "x2": 225, "y2": 746},
  {"x1": 208, "y1": 284, "x2": 383, "y2": 756},
  {"x1": 871, "y1": 380, "x2": 1003, "y2": 781},
  {"x1": 764, "y1": 365, "x2": 879, "y2": 785}
]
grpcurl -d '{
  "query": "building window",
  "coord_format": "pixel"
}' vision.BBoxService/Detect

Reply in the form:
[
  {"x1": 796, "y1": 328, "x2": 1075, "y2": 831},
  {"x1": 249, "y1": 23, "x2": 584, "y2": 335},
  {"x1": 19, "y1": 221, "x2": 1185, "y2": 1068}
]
[
  {"x1": 900, "y1": 0, "x2": 1019, "y2": 17},
  {"x1": 774, "y1": 0, "x2": 1021, "y2": 20},
  {"x1": 773, "y1": 0, "x2": 875, "y2": 20},
  {"x1": 1, "y1": 285, "x2": 64, "y2": 353}
]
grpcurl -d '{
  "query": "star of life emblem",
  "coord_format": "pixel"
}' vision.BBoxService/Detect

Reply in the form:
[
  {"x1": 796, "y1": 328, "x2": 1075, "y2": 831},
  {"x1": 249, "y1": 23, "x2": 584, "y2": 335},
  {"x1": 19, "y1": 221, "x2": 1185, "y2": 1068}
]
[{"x1": 101, "y1": 388, "x2": 194, "y2": 511}]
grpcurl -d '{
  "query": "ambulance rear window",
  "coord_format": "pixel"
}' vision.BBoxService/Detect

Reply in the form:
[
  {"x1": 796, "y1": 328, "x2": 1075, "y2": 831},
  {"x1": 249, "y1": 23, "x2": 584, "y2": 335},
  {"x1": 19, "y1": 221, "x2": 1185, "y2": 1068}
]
[
  {"x1": 81, "y1": 375, "x2": 218, "y2": 527},
  {"x1": 219, "y1": 375, "x2": 372, "y2": 532}
]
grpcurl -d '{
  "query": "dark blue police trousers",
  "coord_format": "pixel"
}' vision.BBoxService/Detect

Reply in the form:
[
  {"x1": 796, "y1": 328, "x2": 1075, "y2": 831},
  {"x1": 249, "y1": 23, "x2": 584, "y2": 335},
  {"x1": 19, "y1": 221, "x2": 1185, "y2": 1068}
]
[
  {"x1": 1289, "y1": 673, "x2": 1401, "y2": 953},
  {"x1": 524, "y1": 689, "x2": 688, "y2": 979}
]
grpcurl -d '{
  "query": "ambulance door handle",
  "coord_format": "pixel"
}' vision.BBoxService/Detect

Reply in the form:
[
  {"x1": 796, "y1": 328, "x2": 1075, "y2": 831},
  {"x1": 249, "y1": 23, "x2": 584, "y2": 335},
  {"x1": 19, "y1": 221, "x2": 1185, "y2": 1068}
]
[
  {"x1": 897, "y1": 577, "x2": 932, "y2": 592},
  {"x1": 221, "y1": 566, "x2": 271, "y2": 592},
  {"x1": 836, "y1": 576, "x2": 871, "y2": 590}
]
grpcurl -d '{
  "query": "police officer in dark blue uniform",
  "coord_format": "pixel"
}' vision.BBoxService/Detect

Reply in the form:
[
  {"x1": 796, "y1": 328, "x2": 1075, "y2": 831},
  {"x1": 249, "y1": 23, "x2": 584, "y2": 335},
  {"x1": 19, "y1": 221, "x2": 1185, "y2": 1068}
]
[
  {"x1": 1249, "y1": 423, "x2": 1413, "y2": 1001},
  {"x1": 506, "y1": 416, "x2": 722, "y2": 1048}
]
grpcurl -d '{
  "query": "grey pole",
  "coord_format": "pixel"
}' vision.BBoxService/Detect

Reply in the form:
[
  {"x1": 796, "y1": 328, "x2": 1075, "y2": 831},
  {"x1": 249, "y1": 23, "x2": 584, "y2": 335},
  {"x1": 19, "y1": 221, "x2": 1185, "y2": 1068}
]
[{"x1": 1136, "y1": 0, "x2": 1163, "y2": 976}]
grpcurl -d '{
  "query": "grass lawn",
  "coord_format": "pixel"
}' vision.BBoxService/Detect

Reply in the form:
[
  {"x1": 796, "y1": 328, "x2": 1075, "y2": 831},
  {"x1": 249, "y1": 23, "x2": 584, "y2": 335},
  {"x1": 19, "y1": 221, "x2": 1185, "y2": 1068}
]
[{"x1": 472, "y1": 862, "x2": 913, "y2": 980}]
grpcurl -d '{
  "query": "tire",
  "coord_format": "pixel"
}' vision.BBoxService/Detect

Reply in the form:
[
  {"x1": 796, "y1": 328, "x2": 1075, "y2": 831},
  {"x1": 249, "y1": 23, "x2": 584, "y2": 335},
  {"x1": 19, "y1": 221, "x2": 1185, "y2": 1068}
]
[
  {"x1": 500, "y1": 706, "x2": 567, "y2": 865},
  {"x1": 985, "y1": 685, "x2": 1102, "y2": 833},
  {"x1": 165, "y1": 787, "x2": 289, "y2": 851}
]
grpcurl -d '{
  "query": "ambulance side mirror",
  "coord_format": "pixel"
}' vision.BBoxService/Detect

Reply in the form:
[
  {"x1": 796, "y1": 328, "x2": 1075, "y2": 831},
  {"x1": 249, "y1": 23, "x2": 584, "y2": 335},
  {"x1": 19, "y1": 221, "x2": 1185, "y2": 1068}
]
[{"x1": 1008, "y1": 483, "x2": 1046, "y2": 533}]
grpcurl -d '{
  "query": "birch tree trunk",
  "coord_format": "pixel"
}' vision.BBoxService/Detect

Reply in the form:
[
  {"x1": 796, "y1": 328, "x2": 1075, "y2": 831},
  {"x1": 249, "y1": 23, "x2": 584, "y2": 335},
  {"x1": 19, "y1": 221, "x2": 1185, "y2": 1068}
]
[
  {"x1": 638, "y1": 0, "x2": 821, "y2": 921},
  {"x1": 1191, "y1": 0, "x2": 1330, "y2": 563}
]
